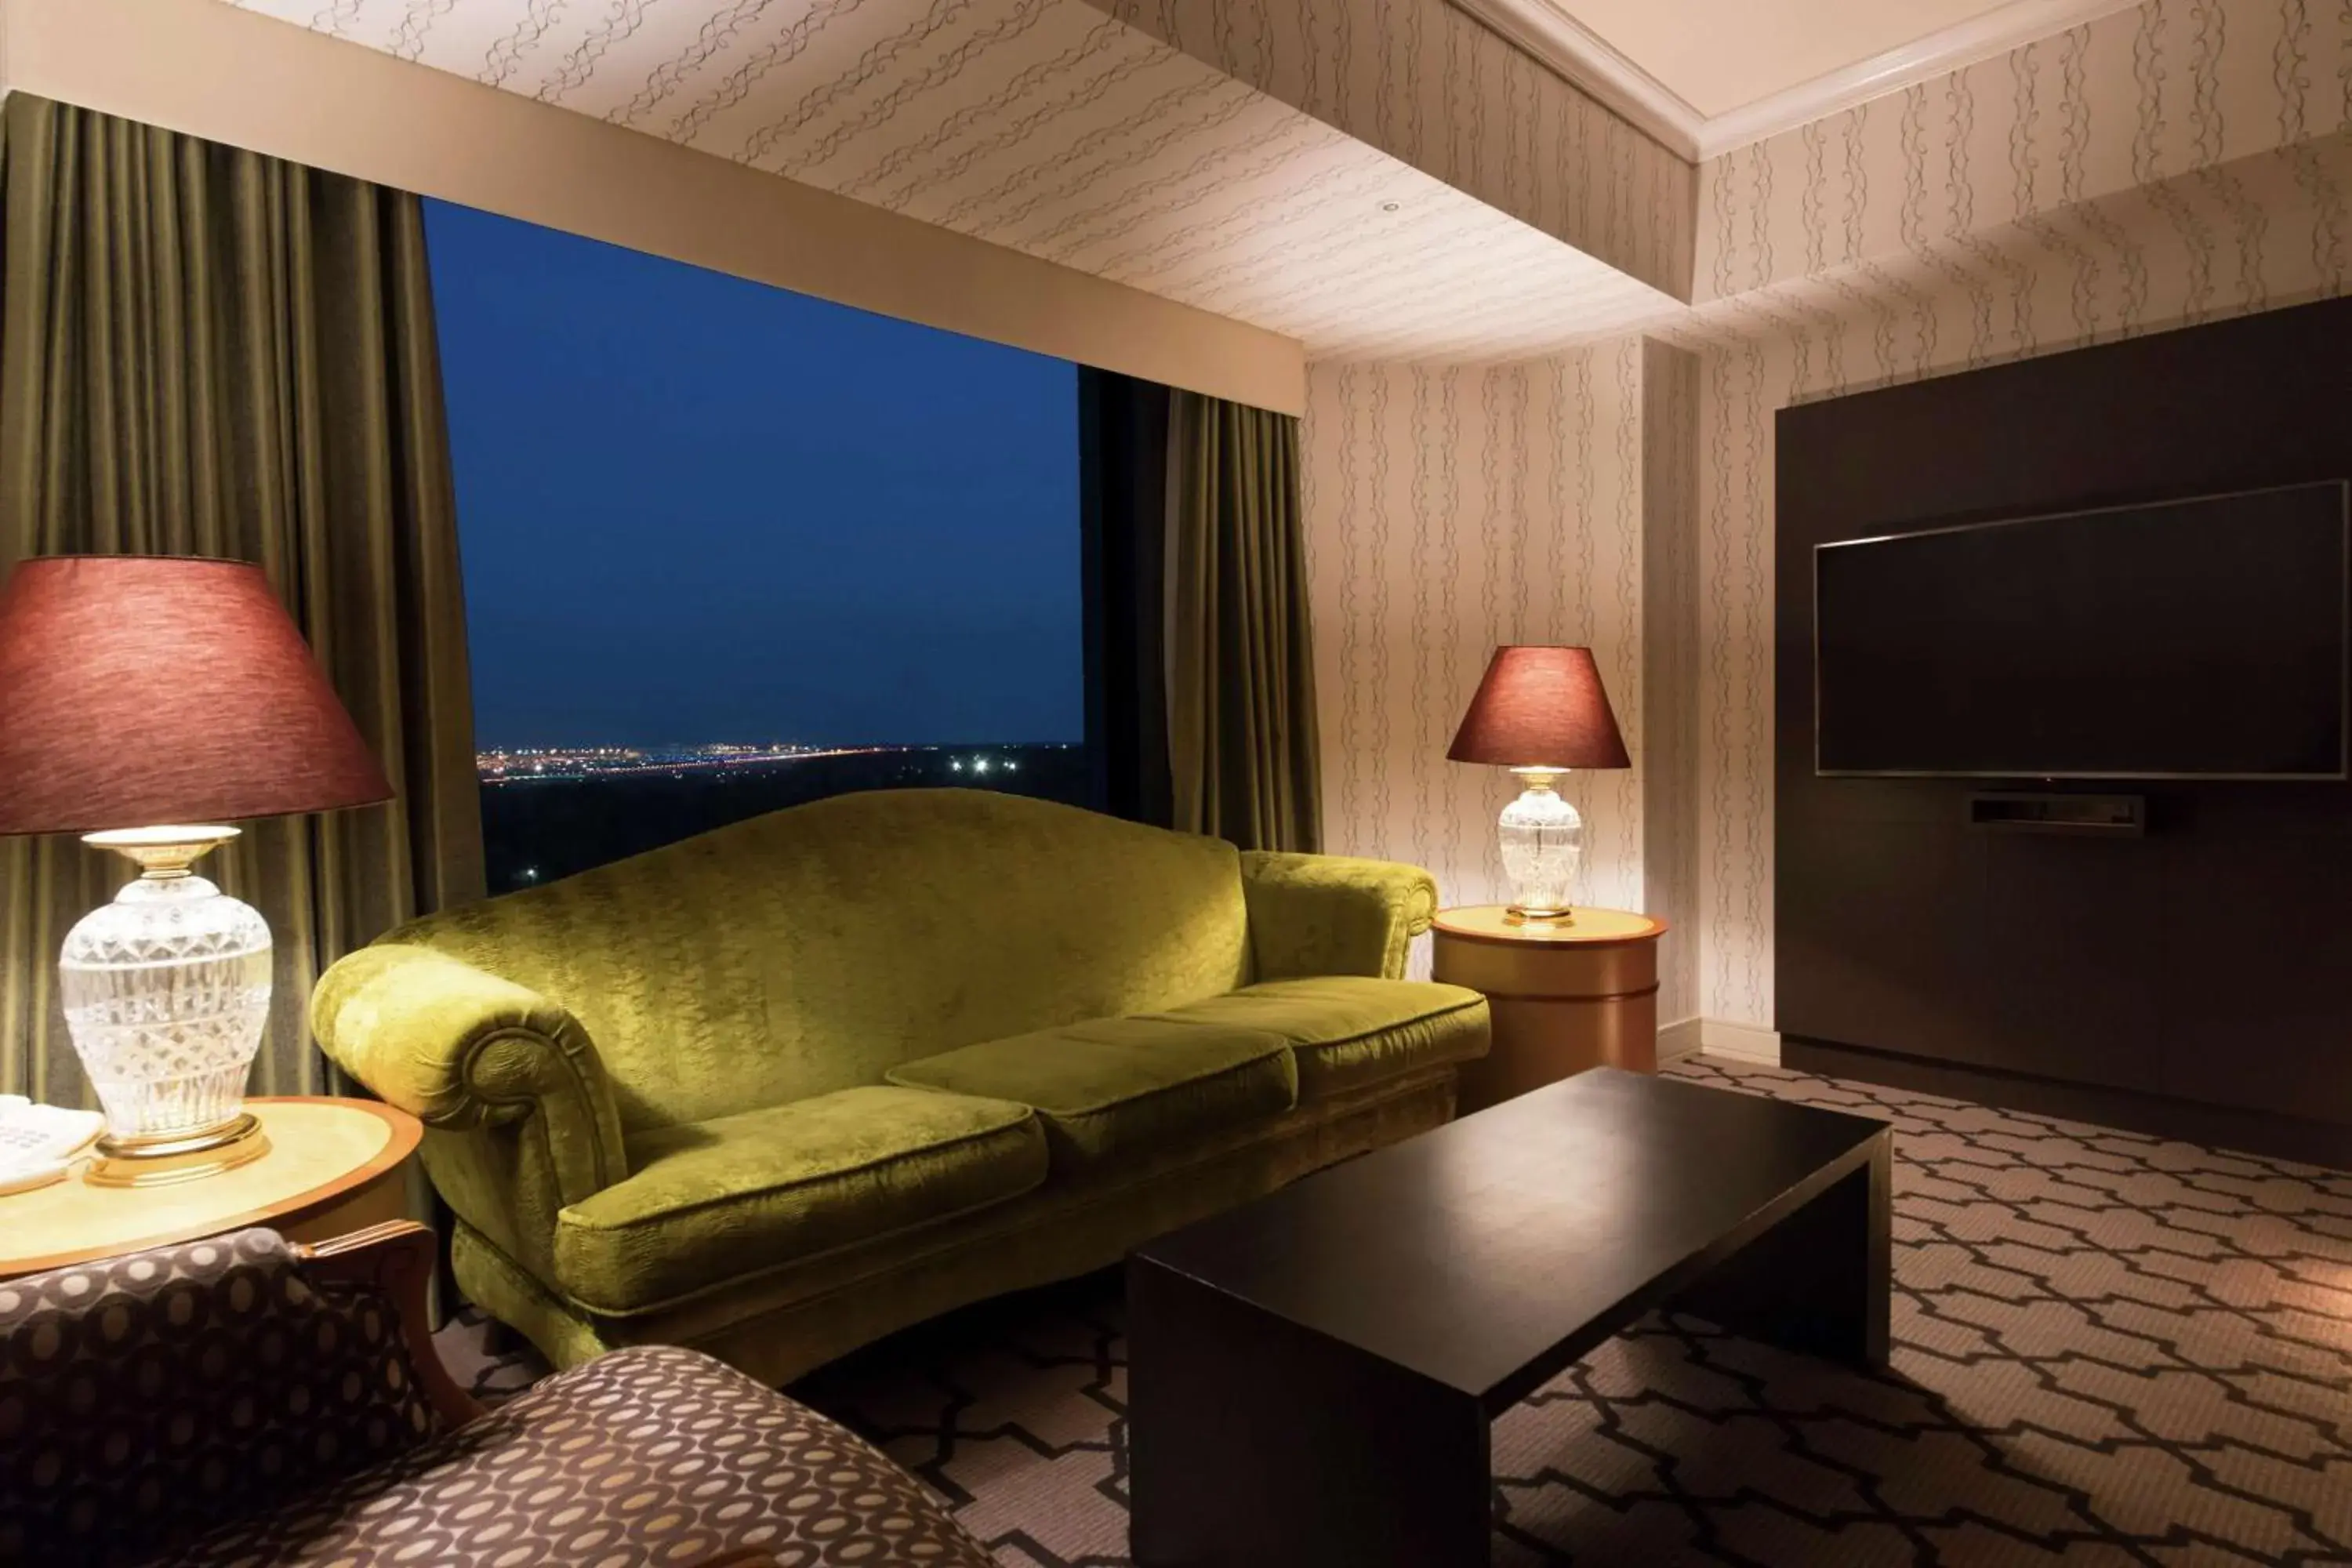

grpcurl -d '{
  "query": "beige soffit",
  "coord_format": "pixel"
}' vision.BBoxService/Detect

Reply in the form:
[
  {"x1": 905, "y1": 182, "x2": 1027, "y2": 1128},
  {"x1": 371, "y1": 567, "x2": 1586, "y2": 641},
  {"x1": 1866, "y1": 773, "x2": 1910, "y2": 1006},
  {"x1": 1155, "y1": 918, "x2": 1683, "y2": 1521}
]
[
  {"x1": 0, "y1": 0, "x2": 1307, "y2": 414},
  {"x1": 1450, "y1": 0, "x2": 2145, "y2": 159},
  {"x1": 1076, "y1": 0, "x2": 1700, "y2": 305},
  {"x1": 209, "y1": 0, "x2": 1682, "y2": 365}
]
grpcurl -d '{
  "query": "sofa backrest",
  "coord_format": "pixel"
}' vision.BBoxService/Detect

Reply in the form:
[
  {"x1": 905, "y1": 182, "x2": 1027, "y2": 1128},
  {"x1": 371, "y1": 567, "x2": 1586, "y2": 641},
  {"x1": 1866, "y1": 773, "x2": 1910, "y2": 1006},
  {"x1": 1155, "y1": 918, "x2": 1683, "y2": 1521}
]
[
  {"x1": 387, "y1": 789, "x2": 1250, "y2": 1132},
  {"x1": 0, "y1": 1227, "x2": 449, "y2": 1565}
]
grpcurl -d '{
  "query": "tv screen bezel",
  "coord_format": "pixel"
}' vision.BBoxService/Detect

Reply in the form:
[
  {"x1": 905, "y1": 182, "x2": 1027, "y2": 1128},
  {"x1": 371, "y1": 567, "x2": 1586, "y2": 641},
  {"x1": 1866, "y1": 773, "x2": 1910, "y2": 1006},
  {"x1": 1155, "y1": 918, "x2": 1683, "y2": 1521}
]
[{"x1": 1811, "y1": 480, "x2": 2352, "y2": 782}]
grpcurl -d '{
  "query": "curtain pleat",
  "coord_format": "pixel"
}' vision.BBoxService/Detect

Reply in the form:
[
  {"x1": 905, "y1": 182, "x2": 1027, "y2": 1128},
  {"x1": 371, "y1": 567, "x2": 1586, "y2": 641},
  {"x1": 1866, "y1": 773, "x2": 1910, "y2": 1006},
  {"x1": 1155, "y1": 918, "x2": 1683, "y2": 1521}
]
[
  {"x1": 1164, "y1": 390, "x2": 1323, "y2": 853},
  {"x1": 0, "y1": 93, "x2": 485, "y2": 1106}
]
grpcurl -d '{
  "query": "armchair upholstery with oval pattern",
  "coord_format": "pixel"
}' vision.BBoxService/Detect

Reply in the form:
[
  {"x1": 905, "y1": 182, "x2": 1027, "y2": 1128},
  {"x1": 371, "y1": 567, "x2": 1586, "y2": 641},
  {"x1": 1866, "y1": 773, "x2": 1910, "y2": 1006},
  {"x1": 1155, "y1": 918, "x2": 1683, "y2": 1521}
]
[
  {"x1": 311, "y1": 789, "x2": 1490, "y2": 1385},
  {"x1": 0, "y1": 1224, "x2": 993, "y2": 1568}
]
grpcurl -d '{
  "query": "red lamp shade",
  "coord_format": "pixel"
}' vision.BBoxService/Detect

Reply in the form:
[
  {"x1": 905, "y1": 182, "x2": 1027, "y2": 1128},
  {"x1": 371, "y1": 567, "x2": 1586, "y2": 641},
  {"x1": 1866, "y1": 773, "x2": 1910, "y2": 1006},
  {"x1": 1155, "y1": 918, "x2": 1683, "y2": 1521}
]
[
  {"x1": 1446, "y1": 645, "x2": 1632, "y2": 769},
  {"x1": 0, "y1": 556, "x2": 394, "y2": 835}
]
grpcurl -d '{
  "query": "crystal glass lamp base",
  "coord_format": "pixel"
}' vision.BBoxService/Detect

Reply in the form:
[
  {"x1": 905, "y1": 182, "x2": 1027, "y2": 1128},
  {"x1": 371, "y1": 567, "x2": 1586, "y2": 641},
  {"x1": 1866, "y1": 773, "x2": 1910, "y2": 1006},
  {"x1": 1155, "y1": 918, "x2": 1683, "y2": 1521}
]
[
  {"x1": 1497, "y1": 768, "x2": 1584, "y2": 924},
  {"x1": 60, "y1": 826, "x2": 274, "y2": 1180}
]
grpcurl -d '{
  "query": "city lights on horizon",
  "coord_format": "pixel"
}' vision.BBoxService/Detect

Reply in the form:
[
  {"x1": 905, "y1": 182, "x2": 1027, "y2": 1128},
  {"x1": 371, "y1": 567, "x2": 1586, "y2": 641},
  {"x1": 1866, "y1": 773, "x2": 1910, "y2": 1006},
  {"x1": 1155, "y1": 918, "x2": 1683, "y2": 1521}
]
[{"x1": 477, "y1": 741, "x2": 1067, "y2": 786}]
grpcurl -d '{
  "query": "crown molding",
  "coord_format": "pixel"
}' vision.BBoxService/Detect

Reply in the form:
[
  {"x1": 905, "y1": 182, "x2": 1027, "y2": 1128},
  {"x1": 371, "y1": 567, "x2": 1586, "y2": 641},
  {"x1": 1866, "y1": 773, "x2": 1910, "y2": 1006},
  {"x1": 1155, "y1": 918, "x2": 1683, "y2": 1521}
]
[
  {"x1": 1450, "y1": 0, "x2": 2145, "y2": 163},
  {"x1": 1449, "y1": 0, "x2": 1708, "y2": 158}
]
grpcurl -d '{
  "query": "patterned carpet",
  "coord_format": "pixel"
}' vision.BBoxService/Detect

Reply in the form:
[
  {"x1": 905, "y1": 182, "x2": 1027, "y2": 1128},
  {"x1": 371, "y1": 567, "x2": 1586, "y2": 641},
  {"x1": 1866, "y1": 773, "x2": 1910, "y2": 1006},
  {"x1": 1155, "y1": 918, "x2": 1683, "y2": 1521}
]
[{"x1": 435, "y1": 1057, "x2": 2352, "y2": 1565}]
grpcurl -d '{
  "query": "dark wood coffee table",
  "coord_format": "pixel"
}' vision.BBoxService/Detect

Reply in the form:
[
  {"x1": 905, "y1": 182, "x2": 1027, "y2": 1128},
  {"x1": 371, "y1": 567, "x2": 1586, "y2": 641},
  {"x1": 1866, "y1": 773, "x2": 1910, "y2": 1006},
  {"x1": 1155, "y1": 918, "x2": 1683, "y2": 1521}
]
[{"x1": 1127, "y1": 1067, "x2": 1891, "y2": 1567}]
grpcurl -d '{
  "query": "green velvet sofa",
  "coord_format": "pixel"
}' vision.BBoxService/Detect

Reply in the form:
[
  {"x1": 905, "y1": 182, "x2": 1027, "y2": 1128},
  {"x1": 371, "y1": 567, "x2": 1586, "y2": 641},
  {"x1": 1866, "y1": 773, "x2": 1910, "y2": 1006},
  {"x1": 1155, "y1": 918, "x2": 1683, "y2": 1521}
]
[{"x1": 311, "y1": 788, "x2": 1489, "y2": 1385}]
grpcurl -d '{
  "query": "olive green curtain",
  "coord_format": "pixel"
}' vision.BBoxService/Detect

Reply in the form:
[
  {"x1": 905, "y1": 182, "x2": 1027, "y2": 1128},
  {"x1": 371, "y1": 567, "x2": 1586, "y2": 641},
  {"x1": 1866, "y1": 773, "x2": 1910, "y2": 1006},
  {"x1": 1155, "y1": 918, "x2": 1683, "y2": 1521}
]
[
  {"x1": 0, "y1": 93, "x2": 484, "y2": 1106},
  {"x1": 1163, "y1": 390, "x2": 1323, "y2": 852}
]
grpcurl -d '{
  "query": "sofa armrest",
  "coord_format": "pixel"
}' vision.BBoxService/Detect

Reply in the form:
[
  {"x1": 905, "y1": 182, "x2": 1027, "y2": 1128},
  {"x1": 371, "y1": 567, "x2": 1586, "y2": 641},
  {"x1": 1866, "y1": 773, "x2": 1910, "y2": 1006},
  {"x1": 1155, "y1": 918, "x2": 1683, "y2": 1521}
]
[
  {"x1": 311, "y1": 943, "x2": 628, "y2": 1272},
  {"x1": 1239, "y1": 851, "x2": 1439, "y2": 981},
  {"x1": 296, "y1": 1220, "x2": 485, "y2": 1429}
]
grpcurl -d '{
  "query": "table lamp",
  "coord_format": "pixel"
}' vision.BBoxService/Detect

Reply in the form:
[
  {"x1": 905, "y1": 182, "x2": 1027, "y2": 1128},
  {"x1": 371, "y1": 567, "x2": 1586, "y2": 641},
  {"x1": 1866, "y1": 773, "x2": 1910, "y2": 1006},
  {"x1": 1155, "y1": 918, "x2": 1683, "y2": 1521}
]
[
  {"x1": 1446, "y1": 645, "x2": 1631, "y2": 925},
  {"x1": 0, "y1": 556, "x2": 393, "y2": 1185}
]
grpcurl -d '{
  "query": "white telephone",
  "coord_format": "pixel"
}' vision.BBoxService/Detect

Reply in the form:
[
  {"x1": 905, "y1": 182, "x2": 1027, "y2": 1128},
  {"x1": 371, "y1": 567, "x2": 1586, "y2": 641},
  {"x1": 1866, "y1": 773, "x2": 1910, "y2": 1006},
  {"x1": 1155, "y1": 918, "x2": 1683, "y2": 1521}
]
[{"x1": 0, "y1": 1094, "x2": 106, "y2": 1196}]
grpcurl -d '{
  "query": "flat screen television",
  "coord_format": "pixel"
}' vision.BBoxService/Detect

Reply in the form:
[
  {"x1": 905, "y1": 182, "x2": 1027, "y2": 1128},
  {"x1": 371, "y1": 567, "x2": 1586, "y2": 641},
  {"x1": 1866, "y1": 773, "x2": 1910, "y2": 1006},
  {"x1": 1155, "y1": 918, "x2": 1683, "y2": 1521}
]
[{"x1": 1813, "y1": 481, "x2": 2351, "y2": 779}]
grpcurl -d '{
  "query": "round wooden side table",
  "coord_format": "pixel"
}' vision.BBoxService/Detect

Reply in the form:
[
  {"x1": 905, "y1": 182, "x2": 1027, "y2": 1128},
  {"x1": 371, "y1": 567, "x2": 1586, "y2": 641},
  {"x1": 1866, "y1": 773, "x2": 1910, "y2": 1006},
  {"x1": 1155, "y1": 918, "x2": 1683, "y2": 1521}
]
[
  {"x1": 0, "y1": 1096, "x2": 422, "y2": 1281},
  {"x1": 1434, "y1": 906, "x2": 1669, "y2": 1116}
]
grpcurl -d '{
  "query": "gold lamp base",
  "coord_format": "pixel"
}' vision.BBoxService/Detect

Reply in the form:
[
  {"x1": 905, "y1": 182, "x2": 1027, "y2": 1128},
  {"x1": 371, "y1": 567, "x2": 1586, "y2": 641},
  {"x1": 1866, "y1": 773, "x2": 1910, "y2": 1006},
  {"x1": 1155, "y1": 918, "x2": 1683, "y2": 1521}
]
[
  {"x1": 1503, "y1": 905, "x2": 1577, "y2": 927},
  {"x1": 85, "y1": 1113, "x2": 270, "y2": 1189}
]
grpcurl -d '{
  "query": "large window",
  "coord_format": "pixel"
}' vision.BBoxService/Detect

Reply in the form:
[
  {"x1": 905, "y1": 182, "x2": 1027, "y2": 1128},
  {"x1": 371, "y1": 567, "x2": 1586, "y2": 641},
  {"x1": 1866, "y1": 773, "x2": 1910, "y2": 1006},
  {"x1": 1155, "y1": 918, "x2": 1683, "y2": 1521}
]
[{"x1": 426, "y1": 202, "x2": 1086, "y2": 895}]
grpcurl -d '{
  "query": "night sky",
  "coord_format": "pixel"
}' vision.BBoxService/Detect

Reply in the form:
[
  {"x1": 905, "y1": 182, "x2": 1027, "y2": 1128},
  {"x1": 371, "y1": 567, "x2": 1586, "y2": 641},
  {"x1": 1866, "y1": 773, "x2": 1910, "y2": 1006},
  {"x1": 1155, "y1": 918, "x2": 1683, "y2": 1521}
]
[{"x1": 424, "y1": 200, "x2": 1083, "y2": 750}]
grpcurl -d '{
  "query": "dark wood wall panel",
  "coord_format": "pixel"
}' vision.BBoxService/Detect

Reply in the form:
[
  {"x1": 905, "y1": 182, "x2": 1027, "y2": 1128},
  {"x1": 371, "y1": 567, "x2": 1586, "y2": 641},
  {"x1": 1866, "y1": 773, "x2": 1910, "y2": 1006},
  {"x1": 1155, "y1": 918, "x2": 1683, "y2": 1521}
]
[{"x1": 1776, "y1": 295, "x2": 2352, "y2": 1166}]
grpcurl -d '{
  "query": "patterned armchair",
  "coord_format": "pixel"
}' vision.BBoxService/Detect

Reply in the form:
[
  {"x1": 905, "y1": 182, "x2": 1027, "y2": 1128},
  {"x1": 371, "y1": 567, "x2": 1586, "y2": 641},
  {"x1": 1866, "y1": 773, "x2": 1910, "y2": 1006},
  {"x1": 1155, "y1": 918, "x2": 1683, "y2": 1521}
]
[{"x1": 0, "y1": 1222, "x2": 992, "y2": 1568}]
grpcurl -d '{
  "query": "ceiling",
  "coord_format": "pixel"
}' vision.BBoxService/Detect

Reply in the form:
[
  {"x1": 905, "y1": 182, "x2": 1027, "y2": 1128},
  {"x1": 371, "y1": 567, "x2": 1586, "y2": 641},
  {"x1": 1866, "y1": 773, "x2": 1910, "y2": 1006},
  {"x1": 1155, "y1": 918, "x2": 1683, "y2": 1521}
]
[
  {"x1": 1555, "y1": 0, "x2": 2016, "y2": 118},
  {"x1": 221, "y1": 0, "x2": 1681, "y2": 362}
]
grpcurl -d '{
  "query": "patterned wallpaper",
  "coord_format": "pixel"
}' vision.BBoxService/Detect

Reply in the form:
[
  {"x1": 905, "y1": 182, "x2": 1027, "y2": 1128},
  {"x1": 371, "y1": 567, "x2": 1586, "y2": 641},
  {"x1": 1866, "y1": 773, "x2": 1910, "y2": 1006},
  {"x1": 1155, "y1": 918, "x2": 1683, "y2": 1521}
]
[
  {"x1": 1696, "y1": 0, "x2": 2352, "y2": 302},
  {"x1": 220, "y1": 0, "x2": 1682, "y2": 361},
  {"x1": 1299, "y1": 343, "x2": 1674, "y2": 983},
  {"x1": 1081, "y1": 0, "x2": 1696, "y2": 301},
  {"x1": 1297, "y1": 339, "x2": 1702, "y2": 1017},
  {"x1": 1670, "y1": 126, "x2": 2352, "y2": 1029},
  {"x1": 1639, "y1": 339, "x2": 1700, "y2": 1029}
]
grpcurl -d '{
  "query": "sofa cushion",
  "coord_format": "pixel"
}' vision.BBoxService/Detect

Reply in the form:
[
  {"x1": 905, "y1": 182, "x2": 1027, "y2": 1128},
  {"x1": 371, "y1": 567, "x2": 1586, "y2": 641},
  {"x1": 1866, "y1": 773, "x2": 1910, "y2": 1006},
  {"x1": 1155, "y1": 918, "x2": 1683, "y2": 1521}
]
[
  {"x1": 147, "y1": 1344, "x2": 996, "y2": 1567},
  {"x1": 1149, "y1": 978, "x2": 1490, "y2": 1099},
  {"x1": 887, "y1": 1017, "x2": 1298, "y2": 1178},
  {"x1": 554, "y1": 1086, "x2": 1047, "y2": 1313}
]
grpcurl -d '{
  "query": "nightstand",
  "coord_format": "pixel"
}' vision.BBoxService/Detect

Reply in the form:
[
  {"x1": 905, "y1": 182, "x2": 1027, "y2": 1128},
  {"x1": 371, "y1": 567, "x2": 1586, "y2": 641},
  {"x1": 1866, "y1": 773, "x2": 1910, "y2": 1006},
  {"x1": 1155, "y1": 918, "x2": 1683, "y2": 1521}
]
[
  {"x1": 1433, "y1": 906, "x2": 1668, "y2": 1115},
  {"x1": 0, "y1": 1096, "x2": 422, "y2": 1281}
]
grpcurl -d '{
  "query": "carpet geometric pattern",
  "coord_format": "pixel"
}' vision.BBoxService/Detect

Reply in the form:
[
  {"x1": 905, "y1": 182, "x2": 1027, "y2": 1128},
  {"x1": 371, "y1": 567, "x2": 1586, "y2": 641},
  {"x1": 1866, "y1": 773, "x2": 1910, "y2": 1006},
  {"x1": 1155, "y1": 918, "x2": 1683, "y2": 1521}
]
[{"x1": 436, "y1": 1057, "x2": 2352, "y2": 1565}]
